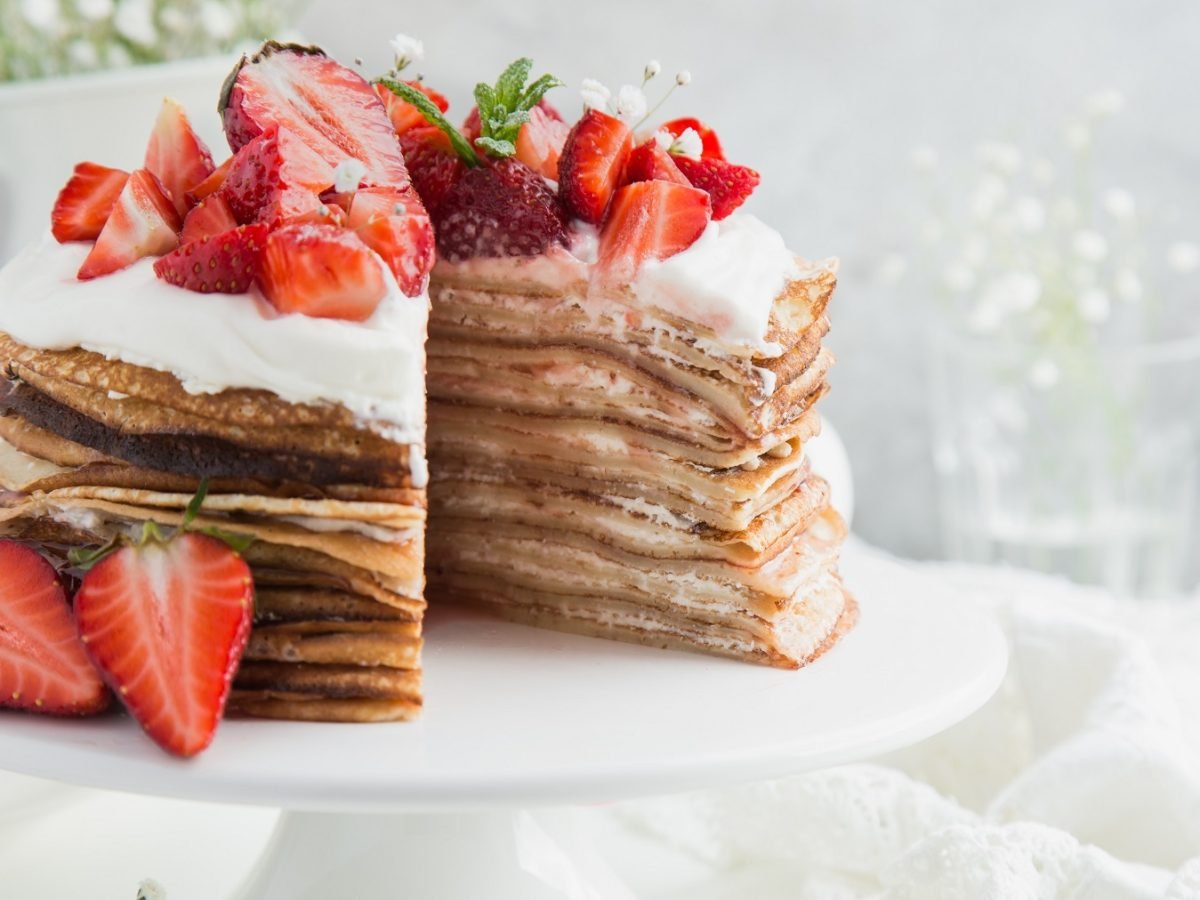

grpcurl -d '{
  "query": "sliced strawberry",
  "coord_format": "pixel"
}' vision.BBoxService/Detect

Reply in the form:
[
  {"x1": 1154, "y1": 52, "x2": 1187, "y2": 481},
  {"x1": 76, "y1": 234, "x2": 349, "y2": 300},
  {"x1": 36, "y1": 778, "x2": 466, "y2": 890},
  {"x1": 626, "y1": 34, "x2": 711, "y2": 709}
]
[
  {"x1": 220, "y1": 42, "x2": 410, "y2": 189},
  {"x1": 624, "y1": 141, "x2": 690, "y2": 186},
  {"x1": 0, "y1": 541, "x2": 109, "y2": 716},
  {"x1": 259, "y1": 224, "x2": 388, "y2": 321},
  {"x1": 374, "y1": 79, "x2": 449, "y2": 136},
  {"x1": 221, "y1": 124, "x2": 335, "y2": 226},
  {"x1": 186, "y1": 156, "x2": 232, "y2": 205},
  {"x1": 50, "y1": 162, "x2": 129, "y2": 243},
  {"x1": 515, "y1": 105, "x2": 571, "y2": 180},
  {"x1": 180, "y1": 194, "x2": 238, "y2": 244},
  {"x1": 144, "y1": 97, "x2": 215, "y2": 217},
  {"x1": 673, "y1": 156, "x2": 760, "y2": 220},
  {"x1": 558, "y1": 109, "x2": 633, "y2": 224},
  {"x1": 78, "y1": 169, "x2": 181, "y2": 280},
  {"x1": 153, "y1": 223, "x2": 269, "y2": 294},
  {"x1": 595, "y1": 181, "x2": 711, "y2": 285},
  {"x1": 436, "y1": 157, "x2": 567, "y2": 263},
  {"x1": 464, "y1": 99, "x2": 561, "y2": 144},
  {"x1": 398, "y1": 126, "x2": 467, "y2": 217},
  {"x1": 74, "y1": 531, "x2": 252, "y2": 758},
  {"x1": 348, "y1": 187, "x2": 434, "y2": 297},
  {"x1": 659, "y1": 117, "x2": 726, "y2": 160}
]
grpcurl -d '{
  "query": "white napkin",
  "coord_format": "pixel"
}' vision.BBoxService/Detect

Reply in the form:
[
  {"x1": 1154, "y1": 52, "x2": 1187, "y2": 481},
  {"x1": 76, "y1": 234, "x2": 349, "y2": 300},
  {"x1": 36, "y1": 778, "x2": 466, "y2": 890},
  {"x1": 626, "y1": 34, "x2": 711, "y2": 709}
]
[{"x1": 612, "y1": 556, "x2": 1200, "y2": 899}]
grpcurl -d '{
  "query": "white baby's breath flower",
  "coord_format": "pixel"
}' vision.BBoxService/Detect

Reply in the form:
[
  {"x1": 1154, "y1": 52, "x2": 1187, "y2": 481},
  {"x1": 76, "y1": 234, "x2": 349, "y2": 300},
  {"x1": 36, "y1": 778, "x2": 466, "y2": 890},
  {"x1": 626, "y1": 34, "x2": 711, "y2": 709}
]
[
  {"x1": 1013, "y1": 195, "x2": 1046, "y2": 232},
  {"x1": 1077, "y1": 287, "x2": 1111, "y2": 324},
  {"x1": 653, "y1": 130, "x2": 672, "y2": 151},
  {"x1": 909, "y1": 145, "x2": 939, "y2": 172},
  {"x1": 113, "y1": 0, "x2": 157, "y2": 45},
  {"x1": 333, "y1": 158, "x2": 366, "y2": 193},
  {"x1": 976, "y1": 141, "x2": 1022, "y2": 175},
  {"x1": 580, "y1": 78, "x2": 611, "y2": 111},
  {"x1": 1072, "y1": 229, "x2": 1108, "y2": 263},
  {"x1": 1166, "y1": 241, "x2": 1200, "y2": 273},
  {"x1": 1102, "y1": 188, "x2": 1136, "y2": 222},
  {"x1": 643, "y1": 59, "x2": 661, "y2": 80},
  {"x1": 21, "y1": 0, "x2": 61, "y2": 31},
  {"x1": 136, "y1": 878, "x2": 167, "y2": 900},
  {"x1": 1029, "y1": 359, "x2": 1060, "y2": 390},
  {"x1": 1085, "y1": 88, "x2": 1125, "y2": 119},
  {"x1": 75, "y1": 0, "x2": 113, "y2": 21},
  {"x1": 671, "y1": 127, "x2": 702, "y2": 160},
  {"x1": 67, "y1": 38, "x2": 99, "y2": 68},
  {"x1": 999, "y1": 271, "x2": 1042, "y2": 311},
  {"x1": 970, "y1": 174, "x2": 1008, "y2": 221},
  {"x1": 615, "y1": 84, "x2": 647, "y2": 123},
  {"x1": 1114, "y1": 267, "x2": 1142, "y2": 303},
  {"x1": 389, "y1": 32, "x2": 424, "y2": 70},
  {"x1": 199, "y1": 1, "x2": 236, "y2": 40},
  {"x1": 943, "y1": 261, "x2": 976, "y2": 293},
  {"x1": 1063, "y1": 122, "x2": 1090, "y2": 152},
  {"x1": 675, "y1": 70, "x2": 691, "y2": 86}
]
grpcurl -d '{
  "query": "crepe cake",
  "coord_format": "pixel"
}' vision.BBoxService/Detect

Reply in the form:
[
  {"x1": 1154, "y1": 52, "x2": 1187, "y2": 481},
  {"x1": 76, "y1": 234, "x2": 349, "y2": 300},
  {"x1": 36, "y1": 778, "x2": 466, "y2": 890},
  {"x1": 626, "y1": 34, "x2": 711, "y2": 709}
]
[
  {"x1": 387, "y1": 60, "x2": 855, "y2": 666},
  {"x1": 0, "y1": 43, "x2": 436, "y2": 722}
]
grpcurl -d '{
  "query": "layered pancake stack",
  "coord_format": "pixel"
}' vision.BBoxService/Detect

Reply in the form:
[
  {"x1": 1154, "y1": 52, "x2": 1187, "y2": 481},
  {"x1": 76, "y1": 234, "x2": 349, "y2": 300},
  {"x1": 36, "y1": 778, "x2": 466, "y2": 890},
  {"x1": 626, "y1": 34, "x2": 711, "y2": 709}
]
[{"x1": 425, "y1": 236, "x2": 854, "y2": 667}]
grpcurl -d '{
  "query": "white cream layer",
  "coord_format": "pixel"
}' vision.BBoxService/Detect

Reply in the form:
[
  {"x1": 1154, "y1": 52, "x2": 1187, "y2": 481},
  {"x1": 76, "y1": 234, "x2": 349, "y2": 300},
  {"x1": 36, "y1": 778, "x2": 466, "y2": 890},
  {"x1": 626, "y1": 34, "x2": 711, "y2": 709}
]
[{"x1": 0, "y1": 235, "x2": 428, "y2": 443}]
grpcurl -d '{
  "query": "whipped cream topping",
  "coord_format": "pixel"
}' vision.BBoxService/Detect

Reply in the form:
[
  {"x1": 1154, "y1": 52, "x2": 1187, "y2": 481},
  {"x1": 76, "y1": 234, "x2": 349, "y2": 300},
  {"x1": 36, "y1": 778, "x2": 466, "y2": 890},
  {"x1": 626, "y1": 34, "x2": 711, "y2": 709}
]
[{"x1": 0, "y1": 235, "x2": 428, "y2": 443}]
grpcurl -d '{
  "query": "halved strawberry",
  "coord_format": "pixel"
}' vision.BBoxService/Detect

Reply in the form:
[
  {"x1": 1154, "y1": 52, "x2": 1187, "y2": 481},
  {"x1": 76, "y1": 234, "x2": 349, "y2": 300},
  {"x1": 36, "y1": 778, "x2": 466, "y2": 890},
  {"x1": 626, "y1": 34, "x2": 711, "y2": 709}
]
[
  {"x1": 374, "y1": 79, "x2": 449, "y2": 136},
  {"x1": 595, "y1": 181, "x2": 711, "y2": 285},
  {"x1": 220, "y1": 42, "x2": 410, "y2": 189},
  {"x1": 348, "y1": 187, "x2": 434, "y2": 297},
  {"x1": 78, "y1": 169, "x2": 182, "y2": 280},
  {"x1": 624, "y1": 141, "x2": 690, "y2": 186},
  {"x1": 180, "y1": 194, "x2": 238, "y2": 244},
  {"x1": 558, "y1": 109, "x2": 633, "y2": 224},
  {"x1": 0, "y1": 541, "x2": 109, "y2": 716},
  {"x1": 673, "y1": 156, "x2": 760, "y2": 220},
  {"x1": 515, "y1": 105, "x2": 571, "y2": 180},
  {"x1": 154, "y1": 223, "x2": 269, "y2": 294},
  {"x1": 74, "y1": 530, "x2": 253, "y2": 758},
  {"x1": 144, "y1": 97, "x2": 215, "y2": 217},
  {"x1": 398, "y1": 126, "x2": 466, "y2": 217},
  {"x1": 259, "y1": 224, "x2": 388, "y2": 321},
  {"x1": 221, "y1": 124, "x2": 335, "y2": 226},
  {"x1": 186, "y1": 156, "x2": 232, "y2": 205},
  {"x1": 50, "y1": 162, "x2": 129, "y2": 243},
  {"x1": 659, "y1": 117, "x2": 726, "y2": 160}
]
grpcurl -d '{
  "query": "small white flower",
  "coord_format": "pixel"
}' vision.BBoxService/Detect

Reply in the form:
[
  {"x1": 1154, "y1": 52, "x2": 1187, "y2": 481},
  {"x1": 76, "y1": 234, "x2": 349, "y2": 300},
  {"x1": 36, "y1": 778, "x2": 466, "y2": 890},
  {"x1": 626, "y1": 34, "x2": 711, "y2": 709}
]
[
  {"x1": 1077, "y1": 287, "x2": 1111, "y2": 324},
  {"x1": 670, "y1": 126, "x2": 702, "y2": 160},
  {"x1": 113, "y1": 0, "x2": 157, "y2": 45},
  {"x1": 909, "y1": 145, "x2": 939, "y2": 172},
  {"x1": 20, "y1": 0, "x2": 60, "y2": 31},
  {"x1": 1085, "y1": 88, "x2": 1125, "y2": 119},
  {"x1": 136, "y1": 878, "x2": 167, "y2": 900},
  {"x1": 1102, "y1": 188, "x2": 1136, "y2": 222},
  {"x1": 75, "y1": 0, "x2": 113, "y2": 21},
  {"x1": 333, "y1": 158, "x2": 366, "y2": 193},
  {"x1": 943, "y1": 261, "x2": 975, "y2": 293},
  {"x1": 199, "y1": 1, "x2": 235, "y2": 40},
  {"x1": 999, "y1": 271, "x2": 1042, "y2": 312},
  {"x1": 970, "y1": 174, "x2": 1007, "y2": 221},
  {"x1": 614, "y1": 84, "x2": 647, "y2": 123},
  {"x1": 653, "y1": 129, "x2": 672, "y2": 151},
  {"x1": 1166, "y1": 241, "x2": 1200, "y2": 273},
  {"x1": 976, "y1": 141, "x2": 1022, "y2": 175},
  {"x1": 1072, "y1": 229, "x2": 1108, "y2": 263},
  {"x1": 1063, "y1": 122, "x2": 1090, "y2": 152},
  {"x1": 1114, "y1": 267, "x2": 1142, "y2": 302},
  {"x1": 67, "y1": 38, "x2": 99, "y2": 68},
  {"x1": 1013, "y1": 195, "x2": 1046, "y2": 232},
  {"x1": 389, "y1": 33, "x2": 424, "y2": 70},
  {"x1": 675, "y1": 70, "x2": 691, "y2": 86},
  {"x1": 1029, "y1": 359, "x2": 1060, "y2": 390},
  {"x1": 580, "y1": 78, "x2": 611, "y2": 111},
  {"x1": 643, "y1": 59, "x2": 661, "y2": 80}
]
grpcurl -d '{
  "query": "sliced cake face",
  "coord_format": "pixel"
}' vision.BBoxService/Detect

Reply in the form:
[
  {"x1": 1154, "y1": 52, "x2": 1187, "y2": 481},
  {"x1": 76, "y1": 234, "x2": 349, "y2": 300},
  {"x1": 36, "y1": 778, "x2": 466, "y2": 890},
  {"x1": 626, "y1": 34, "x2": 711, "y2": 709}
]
[
  {"x1": 0, "y1": 44, "x2": 435, "y2": 752},
  {"x1": 381, "y1": 56, "x2": 853, "y2": 666}
]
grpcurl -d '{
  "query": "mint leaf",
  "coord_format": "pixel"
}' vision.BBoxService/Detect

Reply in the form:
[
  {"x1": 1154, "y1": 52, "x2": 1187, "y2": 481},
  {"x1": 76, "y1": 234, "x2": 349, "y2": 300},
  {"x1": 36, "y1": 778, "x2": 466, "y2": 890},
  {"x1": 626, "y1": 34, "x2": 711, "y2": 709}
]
[
  {"x1": 197, "y1": 526, "x2": 256, "y2": 555},
  {"x1": 495, "y1": 57, "x2": 533, "y2": 109},
  {"x1": 377, "y1": 78, "x2": 479, "y2": 167},
  {"x1": 519, "y1": 73, "x2": 564, "y2": 112},
  {"x1": 471, "y1": 59, "x2": 564, "y2": 159},
  {"x1": 182, "y1": 477, "x2": 210, "y2": 530},
  {"x1": 474, "y1": 136, "x2": 516, "y2": 157}
]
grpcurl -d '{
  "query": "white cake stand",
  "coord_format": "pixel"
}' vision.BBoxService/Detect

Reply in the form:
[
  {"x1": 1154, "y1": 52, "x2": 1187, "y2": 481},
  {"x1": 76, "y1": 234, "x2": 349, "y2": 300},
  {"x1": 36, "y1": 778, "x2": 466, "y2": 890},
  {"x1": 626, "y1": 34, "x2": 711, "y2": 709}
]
[{"x1": 0, "y1": 542, "x2": 1006, "y2": 898}]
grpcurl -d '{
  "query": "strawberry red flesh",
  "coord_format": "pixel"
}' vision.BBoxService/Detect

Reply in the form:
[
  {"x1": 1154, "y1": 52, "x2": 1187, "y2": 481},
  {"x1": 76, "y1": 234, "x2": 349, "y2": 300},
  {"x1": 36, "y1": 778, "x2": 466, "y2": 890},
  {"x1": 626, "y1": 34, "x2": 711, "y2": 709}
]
[
  {"x1": 374, "y1": 80, "x2": 449, "y2": 136},
  {"x1": 186, "y1": 156, "x2": 233, "y2": 205},
  {"x1": 50, "y1": 162, "x2": 130, "y2": 243},
  {"x1": 221, "y1": 42, "x2": 410, "y2": 189},
  {"x1": 259, "y1": 223, "x2": 388, "y2": 321},
  {"x1": 144, "y1": 97, "x2": 215, "y2": 217},
  {"x1": 348, "y1": 187, "x2": 434, "y2": 297},
  {"x1": 515, "y1": 105, "x2": 572, "y2": 180},
  {"x1": 558, "y1": 109, "x2": 633, "y2": 224},
  {"x1": 436, "y1": 157, "x2": 567, "y2": 263},
  {"x1": 624, "y1": 142, "x2": 691, "y2": 186},
  {"x1": 674, "y1": 156, "x2": 761, "y2": 220},
  {"x1": 0, "y1": 541, "x2": 109, "y2": 716},
  {"x1": 74, "y1": 533, "x2": 252, "y2": 758},
  {"x1": 398, "y1": 127, "x2": 466, "y2": 217},
  {"x1": 659, "y1": 117, "x2": 726, "y2": 160},
  {"x1": 154, "y1": 223, "x2": 269, "y2": 294},
  {"x1": 180, "y1": 193, "x2": 238, "y2": 244},
  {"x1": 221, "y1": 124, "x2": 335, "y2": 226},
  {"x1": 595, "y1": 181, "x2": 711, "y2": 286},
  {"x1": 78, "y1": 169, "x2": 181, "y2": 280}
]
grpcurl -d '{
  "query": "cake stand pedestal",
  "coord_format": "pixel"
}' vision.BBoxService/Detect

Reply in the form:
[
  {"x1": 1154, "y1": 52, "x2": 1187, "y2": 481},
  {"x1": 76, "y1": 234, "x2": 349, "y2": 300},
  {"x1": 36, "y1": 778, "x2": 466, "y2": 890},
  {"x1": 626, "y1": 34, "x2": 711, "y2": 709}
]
[{"x1": 0, "y1": 542, "x2": 1006, "y2": 899}]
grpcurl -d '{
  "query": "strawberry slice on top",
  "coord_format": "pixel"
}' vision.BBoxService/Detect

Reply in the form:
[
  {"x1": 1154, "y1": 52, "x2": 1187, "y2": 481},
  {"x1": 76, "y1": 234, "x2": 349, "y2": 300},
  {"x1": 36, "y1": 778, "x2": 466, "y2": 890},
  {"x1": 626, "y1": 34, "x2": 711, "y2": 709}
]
[
  {"x1": 221, "y1": 42, "x2": 411, "y2": 190},
  {"x1": 0, "y1": 541, "x2": 110, "y2": 716},
  {"x1": 144, "y1": 97, "x2": 215, "y2": 217},
  {"x1": 558, "y1": 109, "x2": 634, "y2": 224},
  {"x1": 180, "y1": 193, "x2": 238, "y2": 244},
  {"x1": 514, "y1": 104, "x2": 572, "y2": 181},
  {"x1": 50, "y1": 162, "x2": 130, "y2": 244},
  {"x1": 624, "y1": 141, "x2": 690, "y2": 186},
  {"x1": 658, "y1": 117, "x2": 726, "y2": 161},
  {"x1": 374, "y1": 79, "x2": 449, "y2": 136},
  {"x1": 398, "y1": 126, "x2": 467, "y2": 217},
  {"x1": 154, "y1": 223, "x2": 269, "y2": 294},
  {"x1": 595, "y1": 180, "x2": 711, "y2": 286},
  {"x1": 259, "y1": 223, "x2": 388, "y2": 321},
  {"x1": 78, "y1": 168, "x2": 182, "y2": 280},
  {"x1": 673, "y1": 155, "x2": 761, "y2": 220},
  {"x1": 348, "y1": 187, "x2": 435, "y2": 297},
  {"x1": 221, "y1": 124, "x2": 336, "y2": 227}
]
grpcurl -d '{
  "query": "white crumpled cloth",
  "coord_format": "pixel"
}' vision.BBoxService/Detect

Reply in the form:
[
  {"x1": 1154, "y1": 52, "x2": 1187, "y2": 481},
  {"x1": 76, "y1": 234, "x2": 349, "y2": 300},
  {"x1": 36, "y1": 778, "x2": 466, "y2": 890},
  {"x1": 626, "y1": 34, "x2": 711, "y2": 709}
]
[{"x1": 607, "y1": 557, "x2": 1200, "y2": 899}]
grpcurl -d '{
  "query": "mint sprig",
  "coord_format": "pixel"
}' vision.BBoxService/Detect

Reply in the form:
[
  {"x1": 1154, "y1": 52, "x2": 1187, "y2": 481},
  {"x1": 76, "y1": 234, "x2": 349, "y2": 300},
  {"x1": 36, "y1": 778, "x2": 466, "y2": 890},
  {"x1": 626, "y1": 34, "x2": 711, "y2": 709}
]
[{"x1": 377, "y1": 78, "x2": 480, "y2": 167}]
